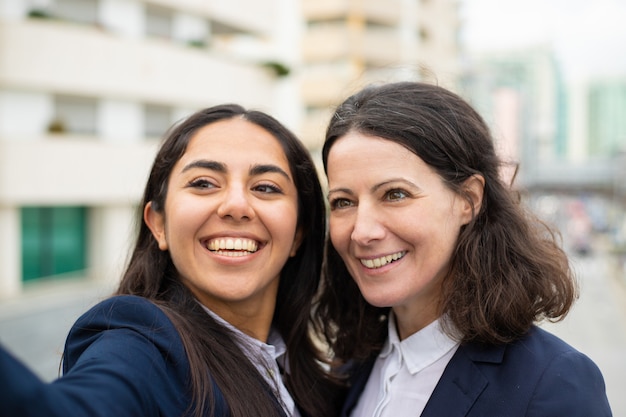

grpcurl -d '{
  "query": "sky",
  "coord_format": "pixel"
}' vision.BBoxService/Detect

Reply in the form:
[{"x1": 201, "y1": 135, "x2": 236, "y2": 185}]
[{"x1": 459, "y1": 0, "x2": 626, "y2": 81}]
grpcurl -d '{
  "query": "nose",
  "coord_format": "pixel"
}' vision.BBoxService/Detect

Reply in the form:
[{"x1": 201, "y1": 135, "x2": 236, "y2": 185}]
[
  {"x1": 350, "y1": 204, "x2": 386, "y2": 245},
  {"x1": 216, "y1": 185, "x2": 255, "y2": 221}
]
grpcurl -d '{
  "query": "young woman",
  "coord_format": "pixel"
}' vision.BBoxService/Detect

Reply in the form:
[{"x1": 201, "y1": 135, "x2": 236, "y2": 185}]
[
  {"x1": 1, "y1": 104, "x2": 343, "y2": 417},
  {"x1": 315, "y1": 82, "x2": 612, "y2": 416}
]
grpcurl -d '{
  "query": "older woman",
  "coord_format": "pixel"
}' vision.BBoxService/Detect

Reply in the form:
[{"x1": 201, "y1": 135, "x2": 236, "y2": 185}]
[{"x1": 316, "y1": 81, "x2": 612, "y2": 417}]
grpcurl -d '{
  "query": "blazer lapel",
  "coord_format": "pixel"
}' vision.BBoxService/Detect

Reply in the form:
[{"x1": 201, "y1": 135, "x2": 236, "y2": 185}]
[
  {"x1": 421, "y1": 343, "x2": 504, "y2": 417},
  {"x1": 341, "y1": 359, "x2": 376, "y2": 417}
]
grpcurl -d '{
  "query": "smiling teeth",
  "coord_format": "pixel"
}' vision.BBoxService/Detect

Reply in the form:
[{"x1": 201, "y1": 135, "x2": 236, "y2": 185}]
[
  {"x1": 360, "y1": 251, "x2": 406, "y2": 269},
  {"x1": 206, "y1": 238, "x2": 258, "y2": 253}
]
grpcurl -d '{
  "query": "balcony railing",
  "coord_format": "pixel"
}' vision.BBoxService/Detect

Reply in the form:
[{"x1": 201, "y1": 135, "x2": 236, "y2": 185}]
[
  {"x1": 0, "y1": 19, "x2": 275, "y2": 110},
  {"x1": 302, "y1": 0, "x2": 402, "y2": 25}
]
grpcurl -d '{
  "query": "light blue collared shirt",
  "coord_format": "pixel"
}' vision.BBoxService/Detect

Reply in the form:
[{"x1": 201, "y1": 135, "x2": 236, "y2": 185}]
[{"x1": 200, "y1": 304, "x2": 300, "y2": 417}]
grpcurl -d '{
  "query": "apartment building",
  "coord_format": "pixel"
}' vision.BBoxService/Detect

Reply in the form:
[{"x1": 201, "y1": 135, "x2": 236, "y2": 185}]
[
  {"x1": 299, "y1": 0, "x2": 461, "y2": 147},
  {"x1": 0, "y1": 0, "x2": 461, "y2": 298},
  {"x1": 0, "y1": 0, "x2": 297, "y2": 297}
]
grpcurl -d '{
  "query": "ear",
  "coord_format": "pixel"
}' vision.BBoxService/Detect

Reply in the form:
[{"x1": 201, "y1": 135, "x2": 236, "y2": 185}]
[
  {"x1": 289, "y1": 227, "x2": 304, "y2": 257},
  {"x1": 144, "y1": 201, "x2": 168, "y2": 251},
  {"x1": 459, "y1": 174, "x2": 485, "y2": 225}
]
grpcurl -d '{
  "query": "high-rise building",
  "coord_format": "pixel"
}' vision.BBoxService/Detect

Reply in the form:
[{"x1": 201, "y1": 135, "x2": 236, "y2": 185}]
[
  {"x1": 299, "y1": 0, "x2": 461, "y2": 148},
  {"x1": 461, "y1": 46, "x2": 620, "y2": 194},
  {"x1": 461, "y1": 46, "x2": 574, "y2": 188},
  {"x1": 588, "y1": 78, "x2": 626, "y2": 157}
]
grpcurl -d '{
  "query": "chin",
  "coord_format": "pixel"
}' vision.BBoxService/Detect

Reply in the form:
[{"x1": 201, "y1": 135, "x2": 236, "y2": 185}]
[{"x1": 361, "y1": 293, "x2": 396, "y2": 309}]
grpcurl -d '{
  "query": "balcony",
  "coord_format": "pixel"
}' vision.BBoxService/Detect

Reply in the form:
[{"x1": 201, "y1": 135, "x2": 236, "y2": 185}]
[
  {"x1": 0, "y1": 19, "x2": 275, "y2": 109},
  {"x1": 0, "y1": 136, "x2": 158, "y2": 205},
  {"x1": 148, "y1": 0, "x2": 275, "y2": 35},
  {"x1": 302, "y1": 24, "x2": 402, "y2": 65},
  {"x1": 302, "y1": 0, "x2": 402, "y2": 25}
]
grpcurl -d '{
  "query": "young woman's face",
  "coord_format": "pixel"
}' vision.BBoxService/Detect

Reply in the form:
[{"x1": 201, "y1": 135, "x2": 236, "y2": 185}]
[
  {"x1": 146, "y1": 118, "x2": 301, "y2": 320},
  {"x1": 326, "y1": 132, "x2": 475, "y2": 330}
]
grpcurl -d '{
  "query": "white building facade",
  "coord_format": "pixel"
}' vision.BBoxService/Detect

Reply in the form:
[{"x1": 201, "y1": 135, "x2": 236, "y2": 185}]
[{"x1": 0, "y1": 0, "x2": 298, "y2": 297}]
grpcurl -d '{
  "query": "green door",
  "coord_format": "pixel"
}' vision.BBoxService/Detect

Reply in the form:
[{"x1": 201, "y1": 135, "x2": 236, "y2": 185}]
[{"x1": 21, "y1": 206, "x2": 87, "y2": 281}]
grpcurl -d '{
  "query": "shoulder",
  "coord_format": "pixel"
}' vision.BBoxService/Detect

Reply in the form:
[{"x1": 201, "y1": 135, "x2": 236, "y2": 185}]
[
  {"x1": 459, "y1": 326, "x2": 611, "y2": 416},
  {"x1": 68, "y1": 295, "x2": 179, "y2": 341},
  {"x1": 75, "y1": 295, "x2": 170, "y2": 323},
  {"x1": 458, "y1": 325, "x2": 608, "y2": 388},
  {"x1": 75, "y1": 294, "x2": 169, "y2": 322},
  {"x1": 64, "y1": 295, "x2": 186, "y2": 371},
  {"x1": 508, "y1": 326, "x2": 608, "y2": 385},
  {"x1": 463, "y1": 325, "x2": 589, "y2": 366},
  {"x1": 43, "y1": 296, "x2": 195, "y2": 416},
  {"x1": 521, "y1": 327, "x2": 611, "y2": 415},
  {"x1": 510, "y1": 326, "x2": 595, "y2": 367}
]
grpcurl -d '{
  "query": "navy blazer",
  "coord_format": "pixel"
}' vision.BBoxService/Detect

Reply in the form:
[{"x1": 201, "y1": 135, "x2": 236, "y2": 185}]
[
  {"x1": 342, "y1": 326, "x2": 612, "y2": 417},
  {"x1": 0, "y1": 295, "x2": 288, "y2": 417}
]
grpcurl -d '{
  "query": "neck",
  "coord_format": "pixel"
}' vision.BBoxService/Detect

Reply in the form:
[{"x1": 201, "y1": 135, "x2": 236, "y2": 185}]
[
  {"x1": 202, "y1": 298, "x2": 276, "y2": 342},
  {"x1": 392, "y1": 300, "x2": 440, "y2": 341}
]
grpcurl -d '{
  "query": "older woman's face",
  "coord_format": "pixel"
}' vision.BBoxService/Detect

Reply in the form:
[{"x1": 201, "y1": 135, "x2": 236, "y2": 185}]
[{"x1": 326, "y1": 132, "x2": 475, "y2": 335}]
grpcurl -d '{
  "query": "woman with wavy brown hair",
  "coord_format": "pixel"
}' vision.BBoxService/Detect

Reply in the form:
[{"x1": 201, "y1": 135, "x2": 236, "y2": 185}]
[
  {"x1": 315, "y1": 81, "x2": 612, "y2": 416},
  {"x1": 1, "y1": 104, "x2": 344, "y2": 417}
]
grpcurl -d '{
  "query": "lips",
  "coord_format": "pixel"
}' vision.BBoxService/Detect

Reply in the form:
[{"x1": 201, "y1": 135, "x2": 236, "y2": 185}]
[
  {"x1": 205, "y1": 237, "x2": 259, "y2": 256},
  {"x1": 359, "y1": 251, "x2": 406, "y2": 269}
]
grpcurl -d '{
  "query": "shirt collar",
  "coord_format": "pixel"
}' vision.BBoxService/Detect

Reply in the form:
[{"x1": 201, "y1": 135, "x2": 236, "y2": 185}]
[{"x1": 381, "y1": 312, "x2": 459, "y2": 375}]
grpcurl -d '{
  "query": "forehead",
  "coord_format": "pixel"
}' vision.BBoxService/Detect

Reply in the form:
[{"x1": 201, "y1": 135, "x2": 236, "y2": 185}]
[
  {"x1": 328, "y1": 132, "x2": 417, "y2": 168},
  {"x1": 326, "y1": 132, "x2": 441, "y2": 185},
  {"x1": 179, "y1": 118, "x2": 291, "y2": 169}
]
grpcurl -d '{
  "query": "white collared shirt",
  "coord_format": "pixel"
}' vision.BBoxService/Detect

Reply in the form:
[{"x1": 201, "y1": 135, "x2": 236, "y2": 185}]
[
  {"x1": 351, "y1": 315, "x2": 459, "y2": 417},
  {"x1": 200, "y1": 304, "x2": 300, "y2": 417}
]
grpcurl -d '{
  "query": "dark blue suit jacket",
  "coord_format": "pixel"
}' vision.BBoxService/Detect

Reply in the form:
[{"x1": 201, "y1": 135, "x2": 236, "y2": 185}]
[
  {"x1": 341, "y1": 326, "x2": 612, "y2": 417},
  {"x1": 0, "y1": 295, "x2": 288, "y2": 417}
]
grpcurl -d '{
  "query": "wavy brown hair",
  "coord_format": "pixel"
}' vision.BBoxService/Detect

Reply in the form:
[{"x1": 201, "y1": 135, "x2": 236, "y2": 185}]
[
  {"x1": 117, "y1": 104, "x2": 343, "y2": 416},
  {"x1": 315, "y1": 81, "x2": 578, "y2": 363}
]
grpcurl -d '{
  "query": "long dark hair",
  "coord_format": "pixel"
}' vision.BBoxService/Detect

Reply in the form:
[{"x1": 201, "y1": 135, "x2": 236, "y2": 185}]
[
  {"x1": 117, "y1": 104, "x2": 342, "y2": 416},
  {"x1": 315, "y1": 81, "x2": 577, "y2": 362}
]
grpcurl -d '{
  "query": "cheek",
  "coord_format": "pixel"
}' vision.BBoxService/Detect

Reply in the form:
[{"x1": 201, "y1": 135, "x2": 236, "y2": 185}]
[
  {"x1": 164, "y1": 198, "x2": 205, "y2": 238},
  {"x1": 329, "y1": 217, "x2": 350, "y2": 249},
  {"x1": 268, "y1": 204, "x2": 300, "y2": 239}
]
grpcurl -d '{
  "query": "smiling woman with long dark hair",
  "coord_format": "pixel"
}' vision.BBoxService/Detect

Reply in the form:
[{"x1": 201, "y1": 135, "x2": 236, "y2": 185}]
[{"x1": 0, "y1": 104, "x2": 344, "y2": 417}]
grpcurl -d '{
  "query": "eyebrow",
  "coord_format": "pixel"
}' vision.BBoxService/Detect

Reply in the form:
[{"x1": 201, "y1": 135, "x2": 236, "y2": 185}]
[
  {"x1": 249, "y1": 164, "x2": 292, "y2": 181},
  {"x1": 327, "y1": 178, "x2": 419, "y2": 197},
  {"x1": 181, "y1": 160, "x2": 226, "y2": 173},
  {"x1": 181, "y1": 159, "x2": 291, "y2": 181},
  {"x1": 327, "y1": 187, "x2": 354, "y2": 198}
]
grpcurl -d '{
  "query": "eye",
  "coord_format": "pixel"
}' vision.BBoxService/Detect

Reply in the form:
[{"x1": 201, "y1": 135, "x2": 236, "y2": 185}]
[
  {"x1": 187, "y1": 178, "x2": 216, "y2": 189},
  {"x1": 253, "y1": 183, "x2": 283, "y2": 194},
  {"x1": 384, "y1": 189, "x2": 409, "y2": 201},
  {"x1": 329, "y1": 197, "x2": 354, "y2": 210}
]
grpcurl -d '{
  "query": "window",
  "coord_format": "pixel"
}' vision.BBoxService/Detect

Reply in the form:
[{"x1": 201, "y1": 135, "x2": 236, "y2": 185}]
[
  {"x1": 21, "y1": 206, "x2": 88, "y2": 281},
  {"x1": 54, "y1": 0, "x2": 99, "y2": 25},
  {"x1": 52, "y1": 95, "x2": 98, "y2": 135},
  {"x1": 144, "y1": 104, "x2": 173, "y2": 139},
  {"x1": 146, "y1": 5, "x2": 173, "y2": 40}
]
